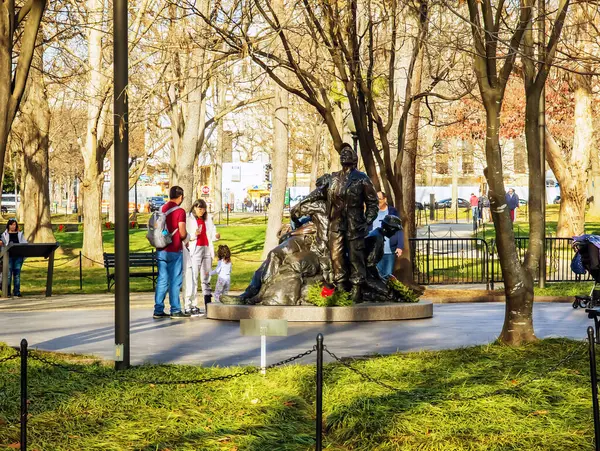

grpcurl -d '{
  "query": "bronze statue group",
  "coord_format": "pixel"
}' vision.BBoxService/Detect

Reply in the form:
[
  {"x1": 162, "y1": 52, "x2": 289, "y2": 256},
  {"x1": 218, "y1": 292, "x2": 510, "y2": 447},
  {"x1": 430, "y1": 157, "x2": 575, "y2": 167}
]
[{"x1": 233, "y1": 143, "x2": 409, "y2": 306}]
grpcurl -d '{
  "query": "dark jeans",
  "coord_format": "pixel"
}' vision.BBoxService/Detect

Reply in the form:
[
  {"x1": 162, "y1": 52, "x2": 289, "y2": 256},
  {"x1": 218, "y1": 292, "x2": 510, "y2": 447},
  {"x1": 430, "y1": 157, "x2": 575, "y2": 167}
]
[
  {"x1": 377, "y1": 253, "x2": 395, "y2": 278},
  {"x1": 154, "y1": 251, "x2": 183, "y2": 315},
  {"x1": 7, "y1": 256, "x2": 24, "y2": 296}
]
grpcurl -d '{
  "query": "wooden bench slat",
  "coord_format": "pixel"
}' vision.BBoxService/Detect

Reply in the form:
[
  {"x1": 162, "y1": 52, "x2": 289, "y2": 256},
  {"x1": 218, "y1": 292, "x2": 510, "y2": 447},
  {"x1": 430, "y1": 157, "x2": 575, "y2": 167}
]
[{"x1": 103, "y1": 252, "x2": 158, "y2": 291}]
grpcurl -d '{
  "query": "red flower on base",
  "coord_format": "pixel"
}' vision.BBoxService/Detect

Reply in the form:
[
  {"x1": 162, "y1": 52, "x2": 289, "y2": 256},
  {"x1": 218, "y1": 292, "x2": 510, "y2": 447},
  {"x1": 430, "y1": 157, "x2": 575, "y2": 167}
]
[
  {"x1": 58, "y1": 224, "x2": 65, "y2": 232},
  {"x1": 320, "y1": 285, "x2": 335, "y2": 298}
]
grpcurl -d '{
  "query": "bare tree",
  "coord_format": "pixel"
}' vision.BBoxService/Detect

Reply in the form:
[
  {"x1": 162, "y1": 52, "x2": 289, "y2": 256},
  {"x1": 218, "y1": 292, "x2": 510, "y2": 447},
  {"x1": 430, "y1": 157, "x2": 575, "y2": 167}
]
[
  {"x1": 464, "y1": 0, "x2": 554, "y2": 344},
  {"x1": 543, "y1": 3, "x2": 594, "y2": 236},
  {"x1": 0, "y1": 0, "x2": 46, "y2": 196},
  {"x1": 18, "y1": 35, "x2": 55, "y2": 242}
]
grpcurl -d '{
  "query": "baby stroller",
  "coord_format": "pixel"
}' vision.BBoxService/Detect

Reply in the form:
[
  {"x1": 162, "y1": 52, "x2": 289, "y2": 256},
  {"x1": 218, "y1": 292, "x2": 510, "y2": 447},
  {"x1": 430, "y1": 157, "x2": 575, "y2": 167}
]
[{"x1": 572, "y1": 235, "x2": 600, "y2": 309}]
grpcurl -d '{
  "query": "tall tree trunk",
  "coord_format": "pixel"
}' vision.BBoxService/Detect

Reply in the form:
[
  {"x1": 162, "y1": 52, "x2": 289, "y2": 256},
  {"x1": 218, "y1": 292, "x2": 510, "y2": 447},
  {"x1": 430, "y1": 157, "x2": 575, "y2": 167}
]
[
  {"x1": 81, "y1": 0, "x2": 109, "y2": 267},
  {"x1": 214, "y1": 98, "x2": 224, "y2": 214},
  {"x1": 485, "y1": 105, "x2": 536, "y2": 344},
  {"x1": 329, "y1": 103, "x2": 343, "y2": 172},
  {"x1": 401, "y1": 84, "x2": 423, "y2": 239},
  {"x1": 392, "y1": 12, "x2": 426, "y2": 288},
  {"x1": 589, "y1": 150, "x2": 600, "y2": 217},
  {"x1": 20, "y1": 41, "x2": 54, "y2": 243},
  {"x1": 171, "y1": 77, "x2": 206, "y2": 211},
  {"x1": 0, "y1": 1, "x2": 46, "y2": 187},
  {"x1": 523, "y1": 90, "x2": 544, "y2": 276},
  {"x1": 310, "y1": 120, "x2": 322, "y2": 190},
  {"x1": 262, "y1": 84, "x2": 289, "y2": 259},
  {"x1": 451, "y1": 140, "x2": 459, "y2": 217},
  {"x1": 546, "y1": 77, "x2": 592, "y2": 237}
]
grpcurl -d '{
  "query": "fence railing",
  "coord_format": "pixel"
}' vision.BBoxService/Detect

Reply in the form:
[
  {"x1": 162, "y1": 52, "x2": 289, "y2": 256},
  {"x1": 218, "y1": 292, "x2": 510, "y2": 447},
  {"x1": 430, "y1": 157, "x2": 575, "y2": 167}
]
[
  {"x1": 411, "y1": 238, "x2": 490, "y2": 288},
  {"x1": 410, "y1": 236, "x2": 586, "y2": 288}
]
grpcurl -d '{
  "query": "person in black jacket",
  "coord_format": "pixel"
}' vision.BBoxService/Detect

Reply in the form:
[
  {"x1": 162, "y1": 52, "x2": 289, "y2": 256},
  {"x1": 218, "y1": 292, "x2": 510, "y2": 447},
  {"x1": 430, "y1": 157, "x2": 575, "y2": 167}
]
[{"x1": 371, "y1": 191, "x2": 404, "y2": 277}]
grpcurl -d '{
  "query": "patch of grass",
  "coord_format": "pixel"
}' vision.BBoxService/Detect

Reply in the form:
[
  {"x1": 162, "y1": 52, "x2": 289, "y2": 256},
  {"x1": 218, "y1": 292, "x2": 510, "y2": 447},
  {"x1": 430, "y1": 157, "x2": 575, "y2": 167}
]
[
  {"x1": 0, "y1": 339, "x2": 593, "y2": 450},
  {"x1": 20, "y1": 225, "x2": 265, "y2": 295},
  {"x1": 532, "y1": 282, "x2": 595, "y2": 297}
]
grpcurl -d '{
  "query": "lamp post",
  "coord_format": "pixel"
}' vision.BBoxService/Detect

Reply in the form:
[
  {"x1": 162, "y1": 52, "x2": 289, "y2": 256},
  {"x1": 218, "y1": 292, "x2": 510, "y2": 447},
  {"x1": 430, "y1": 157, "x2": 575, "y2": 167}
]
[
  {"x1": 132, "y1": 157, "x2": 139, "y2": 213},
  {"x1": 73, "y1": 177, "x2": 78, "y2": 214},
  {"x1": 114, "y1": 0, "x2": 130, "y2": 370}
]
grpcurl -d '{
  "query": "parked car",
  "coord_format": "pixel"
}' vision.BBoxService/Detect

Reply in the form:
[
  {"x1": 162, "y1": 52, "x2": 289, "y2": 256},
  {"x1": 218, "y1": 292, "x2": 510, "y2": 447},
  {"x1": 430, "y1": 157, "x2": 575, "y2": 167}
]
[
  {"x1": 415, "y1": 201, "x2": 424, "y2": 211},
  {"x1": 519, "y1": 198, "x2": 528, "y2": 206},
  {"x1": 435, "y1": 198, "x2": 470, "y2": 209},
  {"x1": 148, "y1": 196, "x2": 166, "y2": 212}
]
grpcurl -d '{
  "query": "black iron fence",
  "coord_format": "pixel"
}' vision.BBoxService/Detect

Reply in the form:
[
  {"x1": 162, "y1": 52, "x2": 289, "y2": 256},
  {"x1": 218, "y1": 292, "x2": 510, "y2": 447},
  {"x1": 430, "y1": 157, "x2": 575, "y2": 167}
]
[
  {"x1": 411, "y1": 238, "x2": 490, "y2": 288},
  {"x1": 410, "y1": 236, "x2": 587, "y2": 288}
]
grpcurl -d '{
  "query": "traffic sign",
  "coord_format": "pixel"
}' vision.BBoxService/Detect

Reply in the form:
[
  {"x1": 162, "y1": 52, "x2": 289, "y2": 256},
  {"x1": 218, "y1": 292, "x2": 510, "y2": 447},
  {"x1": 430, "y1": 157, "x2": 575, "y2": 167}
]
[{"x1": 201, "y1": 185, "x2": 210, "y2": 195}]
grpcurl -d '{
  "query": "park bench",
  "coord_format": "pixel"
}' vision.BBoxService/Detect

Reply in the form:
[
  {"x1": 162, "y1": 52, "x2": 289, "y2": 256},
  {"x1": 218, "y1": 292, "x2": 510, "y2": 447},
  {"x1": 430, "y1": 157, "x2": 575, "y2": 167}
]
[{"x1": 103, "y1": 251, "x2": 157, "y2": 291}]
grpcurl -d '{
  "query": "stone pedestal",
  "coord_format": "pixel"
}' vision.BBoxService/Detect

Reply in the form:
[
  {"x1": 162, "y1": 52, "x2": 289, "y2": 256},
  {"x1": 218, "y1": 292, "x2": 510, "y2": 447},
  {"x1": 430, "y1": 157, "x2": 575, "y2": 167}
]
[{"x1": 207, "y1": 301, "x2": 433, "y2": 322}]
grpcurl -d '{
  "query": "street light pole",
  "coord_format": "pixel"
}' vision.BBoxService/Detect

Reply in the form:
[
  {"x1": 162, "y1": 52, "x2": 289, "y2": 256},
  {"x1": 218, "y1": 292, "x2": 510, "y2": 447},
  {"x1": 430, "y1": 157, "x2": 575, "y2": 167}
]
[
  {"x1": 73, "y1": 177, "x2": 78, "y2": 214},
  {"x1": 114, "y1": 0, "x2": 130, "y2": 370},
  {"x1": 133, "y1": 157, "x2": 138, "y2": 213}
]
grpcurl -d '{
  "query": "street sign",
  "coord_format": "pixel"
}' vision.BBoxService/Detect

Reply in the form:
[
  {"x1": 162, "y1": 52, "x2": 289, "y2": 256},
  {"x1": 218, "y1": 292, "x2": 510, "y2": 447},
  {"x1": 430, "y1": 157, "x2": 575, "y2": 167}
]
[{"x1": 201, "y1": 185, "x2": 210, "y2": 195}]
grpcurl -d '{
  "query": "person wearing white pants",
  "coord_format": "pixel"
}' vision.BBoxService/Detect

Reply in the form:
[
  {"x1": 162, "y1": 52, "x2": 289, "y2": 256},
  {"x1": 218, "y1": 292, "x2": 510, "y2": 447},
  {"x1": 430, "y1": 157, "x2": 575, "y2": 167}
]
[{"x1": 183, "y1": 199, "x2": 219, "y2": 316}]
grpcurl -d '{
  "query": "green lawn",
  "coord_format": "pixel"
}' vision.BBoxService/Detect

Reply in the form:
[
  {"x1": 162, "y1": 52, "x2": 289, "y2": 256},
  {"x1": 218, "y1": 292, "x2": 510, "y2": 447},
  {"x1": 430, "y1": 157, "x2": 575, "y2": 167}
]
[
  {"x1": 19, "y1": 225, "x2": 265, "y2": 295},
  {"x1": 0, "y1": 339, "x2": 593, "y2": 450}
]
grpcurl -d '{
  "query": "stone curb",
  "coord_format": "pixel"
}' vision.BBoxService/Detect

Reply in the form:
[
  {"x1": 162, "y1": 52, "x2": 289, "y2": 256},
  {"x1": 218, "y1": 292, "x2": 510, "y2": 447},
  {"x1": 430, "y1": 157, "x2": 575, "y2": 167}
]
[{"x1": 423, "y1": 294, "x2": 572, "y2": 303}]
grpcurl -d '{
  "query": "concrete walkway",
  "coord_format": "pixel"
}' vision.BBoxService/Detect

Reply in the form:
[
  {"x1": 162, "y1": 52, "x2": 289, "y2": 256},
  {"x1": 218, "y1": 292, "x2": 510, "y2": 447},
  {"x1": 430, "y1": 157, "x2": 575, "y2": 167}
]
[{"x1": 0, "y1": 301, "x2": 591, "y2": 367}]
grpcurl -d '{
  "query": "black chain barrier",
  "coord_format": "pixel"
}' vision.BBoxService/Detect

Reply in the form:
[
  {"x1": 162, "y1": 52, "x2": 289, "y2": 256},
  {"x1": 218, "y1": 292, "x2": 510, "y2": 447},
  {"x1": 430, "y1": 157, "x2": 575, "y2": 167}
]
[
  {"x1": 3, "y1": 334, "x2": 595, "y2": 451},
  {"x1": 27, "y1": 347, "x2": 317, "y2": 386},
  {"x1": 230, "y1": 253, "x2": 264, "y2": 263},
  {"x1": 325, "y1": 340, "x2": 588, "y2": 402},
  {"x1": 23, "y1": 255, "x2": 79, "y2": 269},
  {"x1": 324, "y1": 347, "x2": 400, "y2": 392},
  {"x1": 81, "y1": 254, "x2": 105, "y2": 266},
  {"x1": 0, "y1": 350, "x2": 20, "y2": 364}
]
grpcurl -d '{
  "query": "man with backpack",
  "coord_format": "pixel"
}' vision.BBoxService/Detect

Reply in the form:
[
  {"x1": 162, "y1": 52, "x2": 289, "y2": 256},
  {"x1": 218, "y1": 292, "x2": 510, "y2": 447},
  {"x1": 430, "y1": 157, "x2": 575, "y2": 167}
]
[{"x1": 149, "y1": 186, "x2": 190, "y2": 319}]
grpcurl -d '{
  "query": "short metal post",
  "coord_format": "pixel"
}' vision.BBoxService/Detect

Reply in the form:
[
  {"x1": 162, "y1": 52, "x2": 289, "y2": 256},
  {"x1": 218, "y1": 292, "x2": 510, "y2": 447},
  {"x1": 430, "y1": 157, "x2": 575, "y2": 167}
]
[
  {"x1": 79, "y1": 251, "x2": 83, "y2": 290},
  {"x1": 20, "y1": 339, "x2": 28, "y2": 451},
  {"x1": 455, "y1": 199, "x2": 458, "y2": 224},
  {"x1": 227, "y1": 205, "x2": 229, "y2": 227},
  {"x1": 589, "y1": 327, "x2": 600, "y2": 451},
  {"x1": 316, "y1": 333, "x2": 323, "y2": 451},
  {"x1": 260, "y1": 326, "x2": 267, "y2": 375},
  {"x1": 429, "y1": 194, "x2": 434, "y2": 221}
]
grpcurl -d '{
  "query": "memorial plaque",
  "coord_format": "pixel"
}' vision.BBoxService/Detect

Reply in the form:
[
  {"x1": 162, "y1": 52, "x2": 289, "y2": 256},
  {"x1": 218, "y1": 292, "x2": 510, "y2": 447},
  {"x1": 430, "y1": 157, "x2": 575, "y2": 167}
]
[{"x1": 240, "y1": 319, "x2": 288, "y2": 336}]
